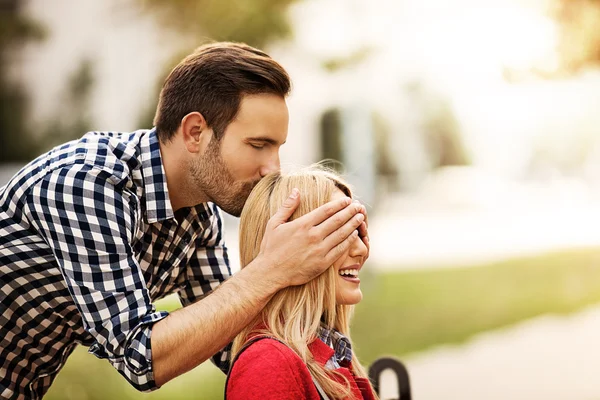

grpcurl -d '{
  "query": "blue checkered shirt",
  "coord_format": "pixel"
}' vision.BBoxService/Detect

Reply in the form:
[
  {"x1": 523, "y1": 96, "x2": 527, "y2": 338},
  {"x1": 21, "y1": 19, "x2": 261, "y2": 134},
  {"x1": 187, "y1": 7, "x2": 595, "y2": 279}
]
[
  {"x1": 0, "y1": 129, "x2": 232, "y2": 399},
  {"x1": 317, "y1": 324, "x2": 353, "y2": 369}
]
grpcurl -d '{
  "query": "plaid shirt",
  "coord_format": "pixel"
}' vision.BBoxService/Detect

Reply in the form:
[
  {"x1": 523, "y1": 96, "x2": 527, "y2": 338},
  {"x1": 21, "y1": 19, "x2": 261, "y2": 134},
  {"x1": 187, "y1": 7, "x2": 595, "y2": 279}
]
[
  {"x1": 0, "y1": 129, "x2": 231, "y2": 399},
  {"x1": 317, "y1": 324, "x2": 353, "y2": 369}
]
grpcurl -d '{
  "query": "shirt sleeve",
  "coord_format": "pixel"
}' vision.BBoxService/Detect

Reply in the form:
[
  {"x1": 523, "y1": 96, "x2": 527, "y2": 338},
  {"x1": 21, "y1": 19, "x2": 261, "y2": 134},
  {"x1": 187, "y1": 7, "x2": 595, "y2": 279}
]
[
  {"x1": 226, "y1": 339, "x2": 321, "y2": 400},
  {"x1": 178, "y1": 202, "x2": 232, "y2": 372},
  {"x1": 24, "y1": 164, "x2": 166, "y2": 391}
]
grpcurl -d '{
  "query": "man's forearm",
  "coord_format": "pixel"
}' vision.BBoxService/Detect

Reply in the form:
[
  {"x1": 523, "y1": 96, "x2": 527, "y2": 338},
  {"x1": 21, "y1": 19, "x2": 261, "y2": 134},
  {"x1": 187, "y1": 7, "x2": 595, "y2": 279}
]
[{"x1": 151, "y1": 257, "x2": 279, "y2": 386}]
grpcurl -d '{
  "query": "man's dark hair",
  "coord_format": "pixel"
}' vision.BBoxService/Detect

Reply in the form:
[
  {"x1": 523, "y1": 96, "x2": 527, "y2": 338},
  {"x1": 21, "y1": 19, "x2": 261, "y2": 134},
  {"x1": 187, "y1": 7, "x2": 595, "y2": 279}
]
[{"x1": 153, "y1": 42, "x2": 291, "y2": 142}]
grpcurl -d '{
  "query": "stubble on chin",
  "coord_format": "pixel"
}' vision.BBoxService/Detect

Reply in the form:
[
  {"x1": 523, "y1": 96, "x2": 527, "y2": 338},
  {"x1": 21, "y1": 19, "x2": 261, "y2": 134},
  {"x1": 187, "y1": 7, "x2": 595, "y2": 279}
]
[
  {"x1": 218, "y1": 179, "x2": 258, "y2": 217},
  {"x1": 192, "y1": 141, "x2": 262, "y2": 216}
]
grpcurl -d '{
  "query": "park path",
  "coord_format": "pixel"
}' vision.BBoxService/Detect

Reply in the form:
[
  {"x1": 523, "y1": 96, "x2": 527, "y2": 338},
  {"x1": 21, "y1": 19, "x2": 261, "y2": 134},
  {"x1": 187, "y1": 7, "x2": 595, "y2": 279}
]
[
  {"x1": 367, "y1": 185, "x2": 600, "y2": 400},
  {"x1": 378, "y1": 305, "x2": 600, "y2": 400}
]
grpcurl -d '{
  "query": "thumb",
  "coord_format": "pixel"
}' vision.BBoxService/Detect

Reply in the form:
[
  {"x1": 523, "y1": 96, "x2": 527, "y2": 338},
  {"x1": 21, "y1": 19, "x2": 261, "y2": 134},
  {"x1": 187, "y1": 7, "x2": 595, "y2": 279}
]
[{"x1": 270, "y1": 188, "x2": 300, "y2": 227}]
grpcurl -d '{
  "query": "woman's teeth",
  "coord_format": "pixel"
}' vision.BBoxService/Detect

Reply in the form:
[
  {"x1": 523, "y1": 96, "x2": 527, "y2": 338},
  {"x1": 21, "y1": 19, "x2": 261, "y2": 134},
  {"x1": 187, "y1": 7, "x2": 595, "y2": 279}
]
[{"x1": 339, "y1": 269, "x2": 359, "y2": 277}]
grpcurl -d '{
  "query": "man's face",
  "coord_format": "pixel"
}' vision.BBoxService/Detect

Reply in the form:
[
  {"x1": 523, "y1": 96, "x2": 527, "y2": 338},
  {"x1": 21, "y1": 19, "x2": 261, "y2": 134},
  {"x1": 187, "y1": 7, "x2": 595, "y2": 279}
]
[{"x1": 191, "y1": 93, "x2": 289, "y2": 216}]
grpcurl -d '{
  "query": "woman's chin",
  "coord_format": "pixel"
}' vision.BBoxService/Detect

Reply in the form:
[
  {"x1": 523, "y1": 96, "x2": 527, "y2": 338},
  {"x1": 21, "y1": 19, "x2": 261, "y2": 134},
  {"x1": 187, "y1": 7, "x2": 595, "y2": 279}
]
[{"x1": 336, "y1": 290, "x2": 363, "y2": 306}]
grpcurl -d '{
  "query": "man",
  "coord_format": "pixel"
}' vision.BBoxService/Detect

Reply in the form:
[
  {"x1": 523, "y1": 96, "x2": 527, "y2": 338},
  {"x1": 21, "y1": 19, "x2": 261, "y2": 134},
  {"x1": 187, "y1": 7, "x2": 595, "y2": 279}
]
[{"x1": 0, "y1": 42, "x2": 368, "y2": 399}]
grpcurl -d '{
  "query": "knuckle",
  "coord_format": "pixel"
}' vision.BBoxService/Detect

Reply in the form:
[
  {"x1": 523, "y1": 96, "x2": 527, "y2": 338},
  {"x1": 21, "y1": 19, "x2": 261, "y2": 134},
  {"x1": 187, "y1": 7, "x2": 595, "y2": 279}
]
[
  {"x1": 324, "y1": 204, "x2": 336, "y2": 217},
  {"x1": 334, "y1": 213, "x2": 347, "y2": 226},
  {"x1": 337, "y1": 228, "x2": 350, "y2": 243},
  {"x1": 307, "y1": 229, "x2": 320, "y2": 244},
  {"x1": 265, "y1": 219, "x2": 275, "y2": 231}
]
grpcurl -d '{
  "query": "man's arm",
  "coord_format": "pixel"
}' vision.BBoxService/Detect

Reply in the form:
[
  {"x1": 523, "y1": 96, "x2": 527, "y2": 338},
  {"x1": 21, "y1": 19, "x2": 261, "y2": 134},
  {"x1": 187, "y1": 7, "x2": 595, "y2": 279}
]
[{"x1": 152, "y1": 189, "x2": 366, "y2": 386}]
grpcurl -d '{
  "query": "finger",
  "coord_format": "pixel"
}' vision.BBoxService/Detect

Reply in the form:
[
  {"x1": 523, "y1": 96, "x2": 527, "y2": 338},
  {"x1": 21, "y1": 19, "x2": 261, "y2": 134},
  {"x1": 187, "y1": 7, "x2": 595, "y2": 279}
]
[
  {"x1": 295, "y1": 196, "x2": 352, "y2": 228},
  {"x1": 268, "y1": 188, "x2": 300, "y2": 227},
  {"x1": 362, "y1": 206, "x2": 369, "y2": 228},
  {"x1": 361, "y1": 227, "x2": 370, "y2": 260},
  {"x1": 357, "y1": 220, "x2": 368, "y2": 239},
  {"x1": 324, "y1": 230, "x2": 360, "y2": 265},
  {"x1": 354, "y1": 200, "x2": 369, "y2": 228},
  {"x1": 321, "y1": 211, "x2": 364, "y2": 253},
  {"x1": 313, "y1": 202, "x2": 362, "y2": 239},
  {"x1": 352, "y1": 201, "x2": 370, "y2": 259}
]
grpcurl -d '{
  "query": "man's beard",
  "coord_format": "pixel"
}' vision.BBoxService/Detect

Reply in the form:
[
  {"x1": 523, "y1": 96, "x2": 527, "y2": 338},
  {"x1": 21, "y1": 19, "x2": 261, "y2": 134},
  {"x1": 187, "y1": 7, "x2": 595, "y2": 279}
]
[{"x1": 190, "y1": 140, "x2": 258, "y2": 217}]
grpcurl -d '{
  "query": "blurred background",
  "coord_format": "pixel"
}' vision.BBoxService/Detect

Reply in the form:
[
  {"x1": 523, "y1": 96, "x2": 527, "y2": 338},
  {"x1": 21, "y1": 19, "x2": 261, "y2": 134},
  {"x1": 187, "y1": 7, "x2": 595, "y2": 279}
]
[{"x1": 2, "y1": 0, "x2": 600, "y2": 399}]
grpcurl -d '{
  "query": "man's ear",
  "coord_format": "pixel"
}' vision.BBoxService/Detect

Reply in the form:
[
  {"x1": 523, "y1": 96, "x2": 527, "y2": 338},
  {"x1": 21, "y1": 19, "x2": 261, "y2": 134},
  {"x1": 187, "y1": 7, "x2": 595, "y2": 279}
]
[{"x1": 181, "y1": 112, "x2": 213, "y2": 154}]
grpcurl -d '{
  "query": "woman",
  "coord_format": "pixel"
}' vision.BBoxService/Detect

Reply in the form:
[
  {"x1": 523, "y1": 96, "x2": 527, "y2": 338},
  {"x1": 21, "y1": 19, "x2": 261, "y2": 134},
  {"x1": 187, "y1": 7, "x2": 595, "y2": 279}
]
[{"x1": 225, "y1": 167, "x2": 378, "y2": 400}]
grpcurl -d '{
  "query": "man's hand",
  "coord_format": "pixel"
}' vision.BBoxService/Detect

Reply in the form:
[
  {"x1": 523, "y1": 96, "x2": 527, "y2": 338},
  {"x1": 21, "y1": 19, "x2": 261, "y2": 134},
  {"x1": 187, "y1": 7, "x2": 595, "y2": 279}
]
[{"x1": 253, "y1": 188, "x2": 368, "y2": 288}]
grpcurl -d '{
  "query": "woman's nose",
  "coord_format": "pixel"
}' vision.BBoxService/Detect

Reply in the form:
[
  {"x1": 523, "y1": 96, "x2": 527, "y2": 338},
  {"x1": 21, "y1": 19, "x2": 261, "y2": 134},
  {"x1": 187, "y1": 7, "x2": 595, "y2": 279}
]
[{"x1": 349, "y1": 231, "x2": 368, "y2": 257}]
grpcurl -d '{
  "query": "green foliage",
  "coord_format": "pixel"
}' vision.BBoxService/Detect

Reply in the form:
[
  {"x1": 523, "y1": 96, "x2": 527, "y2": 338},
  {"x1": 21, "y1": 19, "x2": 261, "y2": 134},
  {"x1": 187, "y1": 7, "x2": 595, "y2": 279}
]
[
  {"x1": 321, "y1": 46, "x2": 374, "y2": 72},
  {"x1": 45, "y1": 247, "x2": 600, "y2": 399},
  {"x1": 45, "y1": 350, "x2": 225, "y2": 400},
  {"x1": 137, "y1": 0, "x2": 299, "y2": 49}
]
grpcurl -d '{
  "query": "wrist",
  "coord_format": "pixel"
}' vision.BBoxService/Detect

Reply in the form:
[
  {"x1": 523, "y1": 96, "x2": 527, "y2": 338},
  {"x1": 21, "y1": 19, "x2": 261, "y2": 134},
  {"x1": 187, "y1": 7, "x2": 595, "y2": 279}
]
[{"x1": 244, "y1": 254, "x2": 289, "y2": 292}]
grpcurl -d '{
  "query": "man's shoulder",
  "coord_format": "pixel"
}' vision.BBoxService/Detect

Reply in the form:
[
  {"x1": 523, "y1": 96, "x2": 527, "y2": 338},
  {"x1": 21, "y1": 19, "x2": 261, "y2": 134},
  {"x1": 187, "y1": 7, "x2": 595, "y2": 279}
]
[
  {"x1": 39, "y1": 129, "x2": 147, "y2": 171},
  {"x1": 4, "y1": 130, "x2": 149, "y2": 201},
  {"x1": 80, "y1": 129, "x2": 146, "y2": 161}
]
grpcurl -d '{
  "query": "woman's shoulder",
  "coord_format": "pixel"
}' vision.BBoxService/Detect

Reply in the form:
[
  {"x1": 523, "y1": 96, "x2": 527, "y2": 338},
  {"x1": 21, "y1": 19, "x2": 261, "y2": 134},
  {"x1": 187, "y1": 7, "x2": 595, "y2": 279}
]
[
  {"x1": 227, "y1": 338, "x2": 319, "y2": 399},
  {"x1": 235, "y1": 337, "x2": 307, "y2": 370}
]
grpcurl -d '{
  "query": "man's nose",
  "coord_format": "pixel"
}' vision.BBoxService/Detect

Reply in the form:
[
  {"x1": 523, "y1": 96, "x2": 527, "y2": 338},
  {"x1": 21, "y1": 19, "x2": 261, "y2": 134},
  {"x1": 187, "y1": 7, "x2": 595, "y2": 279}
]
[{"x1": 259, "y1": 154, "x2": 280, "y2": 177}]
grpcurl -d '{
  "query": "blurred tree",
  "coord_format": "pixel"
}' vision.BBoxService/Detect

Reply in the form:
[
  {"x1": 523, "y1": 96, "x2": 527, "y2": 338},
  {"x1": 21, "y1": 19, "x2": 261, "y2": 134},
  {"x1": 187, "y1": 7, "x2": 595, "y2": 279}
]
[
  {"x1": 554, "y1": 0, "x2": 600, "y2": 73},
  {"x1": 38, "y1": 58, "x2": 95, "y2": 151},
  {"x1": 138, "y1": 0, "x2": 299, "y2": 49},
  {"x1": 321, "y1": 45, "x2": 374, "y2": 72},
  {"x1": 0, "y1": 0, "x2": 46, "y2": 162},
  {"x1": 136, "y1": 0, "x2": 300, "y2": 128}
]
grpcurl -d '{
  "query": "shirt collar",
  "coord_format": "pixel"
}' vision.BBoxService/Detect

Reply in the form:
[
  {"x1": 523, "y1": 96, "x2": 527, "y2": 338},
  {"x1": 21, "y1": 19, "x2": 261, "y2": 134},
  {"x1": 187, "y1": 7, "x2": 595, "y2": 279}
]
[
  {"x1": 317, "y1": 324, "x2": 353, "y2": 367},
  {"x1": 139, "y1": 128, "x2": 174, "y2": 223}
]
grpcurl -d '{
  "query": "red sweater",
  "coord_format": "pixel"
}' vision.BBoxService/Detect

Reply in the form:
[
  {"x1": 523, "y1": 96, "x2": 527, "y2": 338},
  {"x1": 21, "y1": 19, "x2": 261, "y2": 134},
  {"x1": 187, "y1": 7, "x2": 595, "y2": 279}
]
[{"x1": 226, "y1": 337, "x2": 376, "y2": 400}]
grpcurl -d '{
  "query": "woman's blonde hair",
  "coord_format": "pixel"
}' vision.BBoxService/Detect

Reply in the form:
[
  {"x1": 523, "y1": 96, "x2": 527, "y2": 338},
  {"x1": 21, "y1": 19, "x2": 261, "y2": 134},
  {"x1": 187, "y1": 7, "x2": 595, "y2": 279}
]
[{"x1": 232, "y1": 166, "x2": 375, "y2": 399}]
